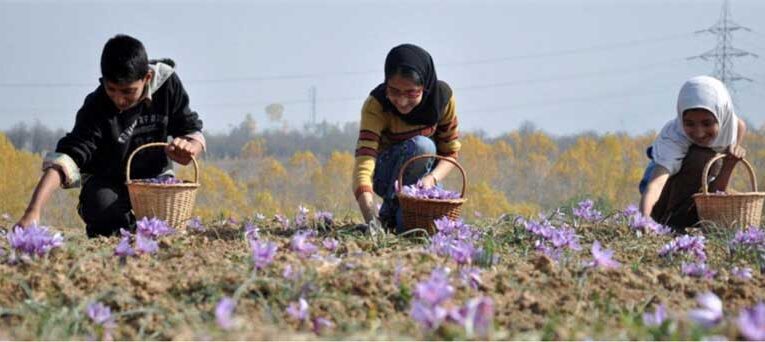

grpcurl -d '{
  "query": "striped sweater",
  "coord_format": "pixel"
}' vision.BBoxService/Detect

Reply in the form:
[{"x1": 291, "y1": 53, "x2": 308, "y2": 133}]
[{"x1": 352, "y1": 94, "x2": 461, "y2": 198}]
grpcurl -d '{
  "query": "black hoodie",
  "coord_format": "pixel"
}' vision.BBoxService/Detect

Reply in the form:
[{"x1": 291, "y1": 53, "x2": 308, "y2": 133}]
[{"x1": 55, "y1": 61, "x2": 203, "y2": 184}]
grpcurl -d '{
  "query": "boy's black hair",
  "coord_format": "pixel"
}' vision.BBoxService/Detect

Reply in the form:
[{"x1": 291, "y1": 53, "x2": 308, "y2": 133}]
[{"x1": 100, "y1": 34, "x2": 150, "y2": 84}]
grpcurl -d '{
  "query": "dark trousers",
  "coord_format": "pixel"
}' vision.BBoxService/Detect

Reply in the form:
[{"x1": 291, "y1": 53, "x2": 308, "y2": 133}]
[
  {"x1": 78, "y1": 176, "x2": 135, "y2": 238},
  {"x1": 651, "y1": 145, "x2": 720, "y2": 232}
]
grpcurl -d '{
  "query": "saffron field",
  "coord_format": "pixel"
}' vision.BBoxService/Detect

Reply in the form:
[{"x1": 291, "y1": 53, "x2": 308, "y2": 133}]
[
  {"x1": 4, "y1": 128, "x2": 765, "y2": 340},
  {"x1": 2, "y1": 202, "x2": 765, "y2": 340}
]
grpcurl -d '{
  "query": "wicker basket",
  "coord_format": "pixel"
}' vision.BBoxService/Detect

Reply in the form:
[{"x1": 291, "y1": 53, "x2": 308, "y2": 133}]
[
  {"x1": 125, "y1": 142, "x2": 200, "y2": 230},
  {"x1": 396, "y1": 155, "x2": 467, "y2": 234},
  {"x1": 692, "y1": 154, "x2": 765, "y2": 229}
]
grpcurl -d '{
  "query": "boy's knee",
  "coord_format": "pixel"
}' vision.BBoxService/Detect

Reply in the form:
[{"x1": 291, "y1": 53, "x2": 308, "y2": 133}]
[
  {"x1": 79, "y1": 184, "x2": 130, "y2": 224},
  {"x1": 409, "y1": 135, "x2": 436, "y2": 156}
]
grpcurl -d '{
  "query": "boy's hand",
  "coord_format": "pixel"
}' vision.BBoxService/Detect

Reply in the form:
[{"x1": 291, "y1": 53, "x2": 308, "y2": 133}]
[
  {"x1": 166, "y1": 137, "x2": 202, "y2": 165},
  {"x1": 15, "y1": 209, "x2": 40, "y2": 229}
]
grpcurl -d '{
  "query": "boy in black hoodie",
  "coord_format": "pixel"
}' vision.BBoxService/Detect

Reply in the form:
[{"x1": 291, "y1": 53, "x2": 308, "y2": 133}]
[{"x1": 16, "y1": 34, "x2": 206, "y2": 237}]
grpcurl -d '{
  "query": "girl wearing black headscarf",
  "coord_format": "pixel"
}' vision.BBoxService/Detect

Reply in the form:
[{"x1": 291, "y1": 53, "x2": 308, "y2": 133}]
[{"x1": 352, "y1": 44, "x2": 461, "y2": 232}]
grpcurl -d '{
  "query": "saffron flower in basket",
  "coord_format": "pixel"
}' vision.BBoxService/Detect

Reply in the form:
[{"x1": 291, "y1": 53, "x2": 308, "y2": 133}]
[
  {"x1": 134, "y1": 175, "x2": 185, "y2": 185},
  {"x1": 400, "y1": 180, "x2": 461, "y2": 200}
]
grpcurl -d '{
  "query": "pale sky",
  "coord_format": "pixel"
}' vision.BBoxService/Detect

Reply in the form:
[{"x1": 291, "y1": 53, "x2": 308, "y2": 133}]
[{"x1": 0, "y1": 0, "x2": 763, "y2": 136}]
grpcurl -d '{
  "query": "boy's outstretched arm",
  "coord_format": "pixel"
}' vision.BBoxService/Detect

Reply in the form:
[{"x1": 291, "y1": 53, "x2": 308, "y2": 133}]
[{"x1": 15, "y1": 168, "x2": 64, "y2": 228}]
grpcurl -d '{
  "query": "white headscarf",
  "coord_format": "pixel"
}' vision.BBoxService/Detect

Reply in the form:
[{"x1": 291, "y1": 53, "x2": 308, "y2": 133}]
[{"x1": 651, "y1": 76, "x2": 738, "y2": 175}]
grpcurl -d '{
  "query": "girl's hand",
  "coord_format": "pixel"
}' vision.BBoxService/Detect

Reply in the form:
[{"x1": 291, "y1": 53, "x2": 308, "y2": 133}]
[
  {"x1": 419, "y1": 174, "x2": 438, "y2": 189},
  {"x1": 166, "y1": 137, "x2": 203, "y2": 165},
  {"x1": 725, "y1": 144, "x2": 746, "y2": 161}
]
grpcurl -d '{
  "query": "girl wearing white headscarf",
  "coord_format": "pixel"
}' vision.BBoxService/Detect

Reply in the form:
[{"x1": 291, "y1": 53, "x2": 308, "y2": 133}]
[{"x1": 639, "y1": 76, "x2": 747, "y2": 231}]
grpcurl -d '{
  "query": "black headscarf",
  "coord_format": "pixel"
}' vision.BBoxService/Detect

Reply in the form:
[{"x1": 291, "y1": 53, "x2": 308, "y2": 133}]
[{"x1": 370, "y1": 44, "x2": 453, "y2": 126}]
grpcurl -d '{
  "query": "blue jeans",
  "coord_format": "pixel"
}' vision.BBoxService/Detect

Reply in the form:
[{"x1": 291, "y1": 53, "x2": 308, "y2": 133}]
[{"x1": 373, "y1": 136, "x2": 436, "y2": 233}]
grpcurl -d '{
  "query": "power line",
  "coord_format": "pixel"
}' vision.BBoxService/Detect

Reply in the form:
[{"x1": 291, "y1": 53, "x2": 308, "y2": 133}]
[
  {"x1": 461, "y1": 85, "x2": 674, "y2": 114},
  {"x1": 0, "y1": 57, "x2": 691, "y2": 114},
  {"x1": 688, "y1": 0, "x2": 758, "y2": 90},
  {"x1": 439, "y1": 32, "x2": 694, "y2": 67},
  {"x1": 0, "y1": 31, "x2": 696, "y2": 88},
  {"x1": 456, "y1": 57, "x2": 686, "y2": 91}
]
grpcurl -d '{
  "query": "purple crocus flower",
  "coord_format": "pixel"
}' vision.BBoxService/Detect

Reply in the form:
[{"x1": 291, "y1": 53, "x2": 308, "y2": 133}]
[
  {"x1": 401, "y1": 184, "x2": 461, "y2": 200},
  {"x1": 434, "y1": 216, "x2": 463, "y2": 235},
  {"x1": 459, "y1": 267, "x2": 483, "y2": 290},
  {"x1": 621, "y1": 204, "x2": 639, "y2": 218},
  {"x1": 732, "y1": 266, "x2": 754, "y2": 280},
  {"x1": 135, "y1": 217, "x2": 174, "y2": 238},
  {"x1": 688, "y1": 292, "x2": 723, "y2": 328},
  {"x1": 629, "y1": 212, "x2": 671, "y2": 235},
  {"x1": 271, "y1": 214, "x2": 288, "y2": 230},
  {"x1": 314, "y1": 211, "x2": 334, "y2": 227},
  {"x1": 287, "y1": 298, "x2": 310, "y2": 321},
  {"x1": 535, "y1": 240, "x2": 563, "y2": 261},
  {"x1": 250, "y1": 240, "x2": 278, "y2": 270},
  {"x1": 322, "y1": 238, "x2": 339, "y2": 252},
  {"x1": 549, "y1": 226, "x2": 581, "y2": 251},
  {"x1": 134, "y1": 233, "x2": 158, "y2": 254},
  {"x1": 730, "y1": 226, "x2": 765, "y2": 250},
  {"x1": 449, "y1": 296, "x2": 494, "y2": 338},
  {"x1": 410, "y1": 300, "x2": 448, "y2": 331},
  {"x1": 87, "y1": 302, "x2": 115, "y2": 327},
  {"x1": 7, "y1": 224, "x2": 64, "y2": 258},
  {"x1": 244, "y1": 222, "x2": 260, "y2": 241},
  {"x1": 573, "y1": 199, "x2": 603, "y2": 222},
  {"x1": 290, "y1": 231, "x2": 317, "y2": 258},
  {"x1": 586, "y1": 240, "x2": 621, "y2": 270},
  {"x1": 737, "y1": 302, "x2": 765, "y2": 341},
  {"x1": 681, "y1": 262, "x2": 717, "y2": 279},
  {"x1": 312, "y1": 317, "x2": 334, "y2": 334},
  {"x1": 659, "y1": 235, "x2": 707, "y2": 262},
  {"x1": 137, "y1": 176, "x2": 183, "y2": 185},
  {"x1": 449, "y1": 240, "x2": 475, "y2": 265},
  {"x1": 114, "y1": 229, "x2": 135, "y2": 258},
  {"x1": 215, "y1": 297, "x2": 236, "y2": 330},
  {"x1": 643, "y1": 304, "x2": 668, "y2": 327},
  {"x1": 187, "y1": 217, "x2": 205, "y2": 232},
  {"x1": 414, "y1": 267, "x2": 454, "y2": 306},
  {"x1": 294, "y1": 205, "x2": 310, "y2": 228}
]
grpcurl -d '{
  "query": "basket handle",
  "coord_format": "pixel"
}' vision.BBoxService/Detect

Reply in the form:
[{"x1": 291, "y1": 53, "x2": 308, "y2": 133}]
[
  {"x1": 125, "y1": 142, "x2": 199, "y2": 184},
  {"x1": 396, "y1": 154, "x2": 467, "y2": 198},
  {"x1": 700, "y1": 153, "x2": 757, "y2": 194}
]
